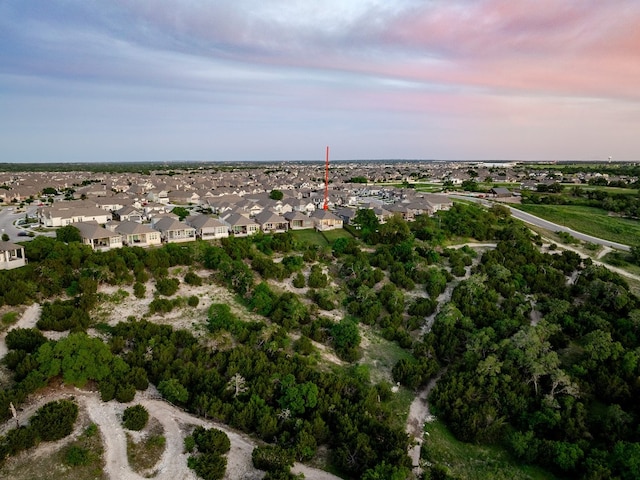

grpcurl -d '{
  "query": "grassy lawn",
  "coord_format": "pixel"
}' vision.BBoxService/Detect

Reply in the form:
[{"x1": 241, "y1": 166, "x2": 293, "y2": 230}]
[
  {"x1": 422, "y1": 420, "x2": 558, "y2": 480},
  {"x1": 290, "y1": 229, "x2": 328, "y2": 247},
  {"x1": 514, "y1": 204, "x2": 640, "y2": 246},
  {"x1": 322, "y1": 228, "x2": 354, "y2": 243}
]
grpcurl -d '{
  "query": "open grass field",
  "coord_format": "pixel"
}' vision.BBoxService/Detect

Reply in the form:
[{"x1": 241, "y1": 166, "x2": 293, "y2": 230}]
[
  {"x1": 514, "y1": 204, "x2": 640, "y2": 246},
  {"x1": 422, "y1": 420, "x2": 558, "y2": 480},
  {"x1": 290, "y1": 228, "x2": 328, "y2": 246},
  {"x1": 322, "y1": 228, "x2": 354, "y2": 243}
]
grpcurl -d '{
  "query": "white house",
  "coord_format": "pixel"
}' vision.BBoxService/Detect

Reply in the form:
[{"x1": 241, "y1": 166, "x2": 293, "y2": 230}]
[
  {"x1": 74, "y1": 222, "x2": 123, "y2": 252},
  {"x1": 115, "y1": 221, "x2": 162, "y2": 248},
  {"x1": 186, "y1": 214, "x2": 229, "y2": 240},
  {"x1": 0, "y1": 241, "x2": 26, "y2": 270}
]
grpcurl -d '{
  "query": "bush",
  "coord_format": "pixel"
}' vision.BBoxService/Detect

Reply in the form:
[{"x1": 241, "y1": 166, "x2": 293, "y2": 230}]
[
  {"x1": 133, "y1": 282, "x2": 146, "y2": 299},
  {"x1": 158, "y1": 378, "x2": 189, "y2": 404},
  {"x1": 188, "y1": 295, "x2": 200, "y2": 307},
  {"x1": 155, "y1": 277, "x2": 180, "y2": 296},
  {"x1": 187, "y1": 453, "x2": 227, "y2": 480},
  {"x1": 192, "y1": 426, "x2": 230, "y2": 455},
  {"x1": 64, "y1": 445, "x2": 90, "y2": 466},
  {"x1": 252, "y1": 445, "x2": 294, "y2": 472},
  {"x1": 184, "y1": 271, "x2": 203, "y2": 286},
  {"x1": 29, "y1": 399, "x2": 78, "y2": 441},
  {"x1": 5, "y1": 328, "x2": 47, "y2": 353},
  {"x1": 292, "y1": 272, "x2": 306, "y2": 289},
  {"x1": 115, "y1": 383, "x2": 137, "y2": 403},
  {"x1": 99, "y1": 381, "x2": 116, "y2": 402},
  {"x1": 122, "y1": 404, "x2": 149, "y2": 431}
]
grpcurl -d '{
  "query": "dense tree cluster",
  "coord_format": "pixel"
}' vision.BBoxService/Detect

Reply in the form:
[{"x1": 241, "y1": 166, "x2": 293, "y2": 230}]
[{"x1": 428, "y1": 226, "x2": 640, "y2": 478}]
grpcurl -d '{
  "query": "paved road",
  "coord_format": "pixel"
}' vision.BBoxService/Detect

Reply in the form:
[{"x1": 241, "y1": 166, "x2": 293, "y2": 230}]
[
  {"x1": 0, "y1": 205, "x2": 48, "y2": 242},
  {"x1": 448, "y1": 194, "x2": 631, "y2": 252}
]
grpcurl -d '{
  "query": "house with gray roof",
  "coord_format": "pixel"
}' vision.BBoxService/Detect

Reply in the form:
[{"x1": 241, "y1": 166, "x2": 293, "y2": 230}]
[
  {"x1": 254, "y1": 210, "x2": 288, "y2": 233},
  {"x1": 74, "y1": 222, "x2": 123, "y2": 252},
  {"x1": 152, "y1": 217, "x2": 196, "y2": 244},
  {"x1": 186, "y1": 214, "x2": 228, "y2": 240},
  {"x1": 114, "y1": 221, "x2": 162, "y2": 247},
  {"x1": 221, "y1": 212, "x2": 259, "y2": 237}
]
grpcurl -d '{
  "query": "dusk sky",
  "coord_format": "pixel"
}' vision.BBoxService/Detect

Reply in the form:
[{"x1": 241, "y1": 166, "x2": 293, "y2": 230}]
[{"x1": 1, "y1": 0, "x2": 639, "y2": 163}]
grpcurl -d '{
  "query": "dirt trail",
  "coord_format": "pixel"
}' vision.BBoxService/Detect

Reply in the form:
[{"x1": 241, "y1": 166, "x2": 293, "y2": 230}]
[
  {"x1": 3, "y1": 387, "x2": 342, "y2": 480},
  {"x1": 0, "y1": 303, "x2": 41, "y2": 359},
  {"x1": 406, "y1": 371, "x2": 444, "y2": 476}
]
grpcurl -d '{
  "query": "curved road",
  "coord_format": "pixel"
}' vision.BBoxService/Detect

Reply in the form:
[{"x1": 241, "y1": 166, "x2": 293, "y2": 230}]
[{"x1": 449, "y1": 194, "x2": 630, "y2": 251}]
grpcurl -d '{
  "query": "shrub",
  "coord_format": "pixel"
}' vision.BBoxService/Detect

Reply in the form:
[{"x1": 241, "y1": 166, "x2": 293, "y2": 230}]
[
  {"x1": 65, "y1": 445, "x2": 90, "y2": 466},
  {"x1": 155, "y1": 277, "x2": 180, "y2": 296},
  {"x1": 192, "y1": 426, "x2": 230, "y2": 455},
  {"x1": 187, "y1": 453, "x2": 227, "y2": 480},
  {"x1": 252, "y1": 445, "x2": 294, "y2": 472},
  {"x1": 292, "y1": 272, "x2": 306, "y2": 289},
  {"x1": 158, "y1": 378, "x2": 189, "y2": 404},
  {"x1": 188, "y1": 295, "x2": 200, "y2": 307},
  {"x1": 122, "y1": 404, "x2": 149, "y2": 431},
  {"x1": 184, "y1": 271, "x2": 203, "y2": 286},
  {"x1": 5, "y1": 328, "x2": 47, "y2": 353},
  {"x1": 30, "y1": 399, "x2": 78, "y2": 441},
  {"x1": 99, "y1": 381, "x2": 116, "y2": 402},
  {"x1": 133, "y1": 282, "x2": 146, "y2": 299},
  {"x1": 115, "y1": 383, "x2": 137, "y2": 403}
]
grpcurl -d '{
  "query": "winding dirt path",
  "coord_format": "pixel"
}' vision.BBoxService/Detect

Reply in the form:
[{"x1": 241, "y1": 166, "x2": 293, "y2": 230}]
[
  {"x1": 0, "y1": 303, "x2": 41, "y2": 359},
  {"x1": 406, "y1": 371, "x2": 444, "y2": 475},
  {"x1": 2, "y1": 387, "x2": 342, "y2": 480}
]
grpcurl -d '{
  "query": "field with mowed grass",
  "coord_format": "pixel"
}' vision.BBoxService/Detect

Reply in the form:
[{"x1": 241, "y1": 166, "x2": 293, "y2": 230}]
[
  {"x1": 514, "y1": 204, "x2": 640, "y2": 246},
  {"x1": 322, "y1": 228, "x2": 354, "y2": 243},
  {"x1": 422, "y1": 420, "x2": 558, "y2": 480},
  {"x1": 290, "y1": 228, "x2": 328, "y2": 246}
]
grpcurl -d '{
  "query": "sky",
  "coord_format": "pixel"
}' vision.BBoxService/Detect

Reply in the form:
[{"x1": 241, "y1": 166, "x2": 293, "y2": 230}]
[{"x1": 1, "y1": 0, "x2": 639, "y2": 163}]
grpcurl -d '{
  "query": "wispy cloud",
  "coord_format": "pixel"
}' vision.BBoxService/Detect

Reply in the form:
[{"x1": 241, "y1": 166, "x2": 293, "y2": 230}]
[{"x1": 1, "y1": 0, "x2": 639, "y2": 162}]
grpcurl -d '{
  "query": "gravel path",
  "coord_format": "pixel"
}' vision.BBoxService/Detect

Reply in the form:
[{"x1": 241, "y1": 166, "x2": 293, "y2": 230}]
[
  {"x1": 0, "y1": 303, "x2": 41, "y2": 359},
  {"x1": 2, "y1": 386, "x2": 343, "y2": 480}
]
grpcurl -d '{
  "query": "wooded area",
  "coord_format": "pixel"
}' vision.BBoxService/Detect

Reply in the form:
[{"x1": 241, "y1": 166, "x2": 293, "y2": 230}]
[{"x1": 1, "y1": 202, "x2": 639, "y2": 479}]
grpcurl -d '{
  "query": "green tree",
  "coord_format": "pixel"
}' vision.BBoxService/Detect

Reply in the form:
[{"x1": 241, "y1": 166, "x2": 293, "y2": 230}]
[
  {"x1": 353, "y1": 208, "x2": 380, "y2": 243},
  {"x1": 331, "y1": 317, "x2": 361, "y2": 361},
  {"x1": 269, "y1": 189, "x2": 284, "y2": 201},
  {"x1": 29, "y1": 399, "x2": 78, "y2": 441},
  {"x1": 158, "y1": 378, "x2": 189, "y2": 404},
  {"x1": 122, "y1": 404, "x2": 149, "y2": 431},
  {"x1": 171, "y1": 206, "x2": 190, "y2": 220},
  {"x1": 56, "y1": 225, "x2": 81, "y2": 243}
]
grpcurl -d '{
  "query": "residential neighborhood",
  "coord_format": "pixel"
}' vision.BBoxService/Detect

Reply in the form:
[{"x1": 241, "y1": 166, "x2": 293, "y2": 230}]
[{"x1": 0, "y1": 160, "x2": 637, "y2": 267}]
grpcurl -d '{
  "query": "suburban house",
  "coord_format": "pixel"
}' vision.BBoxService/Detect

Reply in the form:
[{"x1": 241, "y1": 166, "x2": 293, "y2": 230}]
[
  {"x1": 114, "y1": 221, "x2": 162, "y2": 247},
  {"x1": 387, "y1": 204, "x2": 415, "y2": 221},
  {"x1": 0, "y1": 241, "x2": 26, "y2": 270},
  {"x1": 74, "y1": 221, "x2": 123, "y2": 252},
  {"x1": 423, "y1": 194, "x2": 453, "y2": 214},
  {"x1": 152, "y1": 217, "x2": 196, "y2": 243},
  {"x1": 254, "y1": 210, "x2": 289, "y2": 233},
  {"x1": 310, "y1": 209, "x2": 344, "y2": 231},
  {"x1": 186, "y1": 214, "x2": 229, "y2": 240},
  {"x1": 335, "y1": 207, "x2": 357, "y2": 225},
  {"x1": 114, "y1": 205, "x2": 144, "y2": 223},
  {"x1": 283, "y1": 211, "x2": 315, "y2": 230},
  {"x1": 221, "y1": 212, "x2": 260, "y2": 237},
  {"x1": 37, "y1": 204, "x2": 112, "y2": 227}
]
